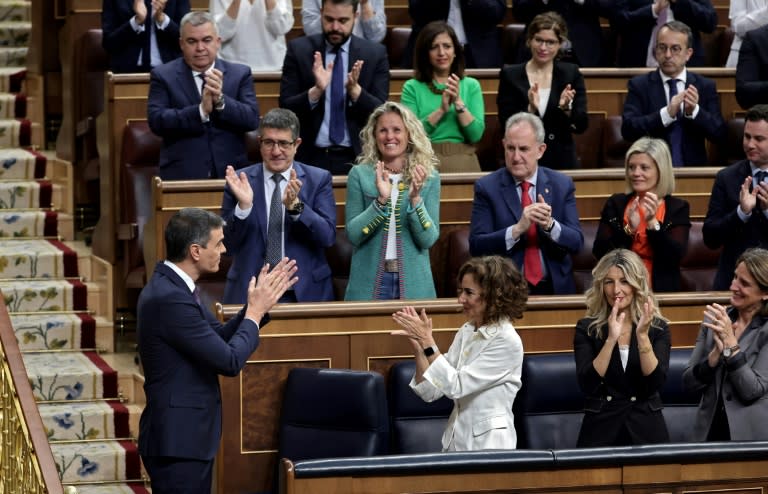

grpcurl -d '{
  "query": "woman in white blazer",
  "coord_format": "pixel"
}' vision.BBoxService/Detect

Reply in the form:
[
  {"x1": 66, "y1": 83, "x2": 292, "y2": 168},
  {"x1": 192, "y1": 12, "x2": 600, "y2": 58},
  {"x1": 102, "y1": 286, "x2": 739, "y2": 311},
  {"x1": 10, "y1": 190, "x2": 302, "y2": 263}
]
[
  {"x1": 392, "y1": 256, "x2": 526, "y2": 451},
  {"x1": 683, "y1": 248, "x2": 768, "y2": 441}
]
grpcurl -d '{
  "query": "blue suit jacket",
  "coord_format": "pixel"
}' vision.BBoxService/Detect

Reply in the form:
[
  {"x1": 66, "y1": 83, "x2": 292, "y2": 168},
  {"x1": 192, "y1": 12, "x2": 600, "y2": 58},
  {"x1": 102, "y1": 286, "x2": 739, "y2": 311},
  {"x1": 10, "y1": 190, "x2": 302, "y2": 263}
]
[
  {"x1": 148, "y1": 57, "x2": 260, "y2": 180},
  {"x1": 279, "y1": 34, "x2": 389, "y2": 162},
  {"x1": 621, "y1": 69, "x2": 726, "y2": 166},
  {"x1": 137, "y1": 262, "x2": 264, "y2": 460},
  {"x1": 101, "y1": 0, "x2": 189, "y2": 73},
  {"x1": 469, "y1": 166, "x2": 584, "y2": 294},
  {"x1": 703, "y1": 160, "x2": 768, "y2": 290},
  {"x1": 610, "y1": 0, "x2": 717, "y2": 68},
  {"x1": 221, "y1": 161, "x2": 336, "y2": 303}
]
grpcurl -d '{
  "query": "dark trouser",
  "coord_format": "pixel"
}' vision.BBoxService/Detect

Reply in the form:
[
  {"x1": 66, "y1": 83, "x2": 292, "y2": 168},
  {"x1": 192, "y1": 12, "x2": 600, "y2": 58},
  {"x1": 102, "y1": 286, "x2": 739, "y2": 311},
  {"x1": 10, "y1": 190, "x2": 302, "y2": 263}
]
[
  {"x1": 142, "y1": 455, "x2": 214, "y2": 494},
  {"x1": 528, "y1": 278, "x2": 554, "y2": 296},
  {"x1": 306, "y1": 145, "x2": 356, "y2": 175}
]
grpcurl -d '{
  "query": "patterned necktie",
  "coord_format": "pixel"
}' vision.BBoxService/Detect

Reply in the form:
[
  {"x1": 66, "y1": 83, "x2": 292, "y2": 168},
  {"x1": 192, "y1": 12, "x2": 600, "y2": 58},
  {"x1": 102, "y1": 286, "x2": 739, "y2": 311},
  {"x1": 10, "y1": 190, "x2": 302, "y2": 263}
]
[
  {"x1": 265, "y1": 174, "x2": 284, "y2": 270},
  {"x1": 666, "y1": 79, "x2": 684, "y2": 167},
  {"x1": 329, "y1": 46, "x2": 345, "y2": 145},
  {"x1": 520, "y1": 181, "x2": 543, "y2": 286}
]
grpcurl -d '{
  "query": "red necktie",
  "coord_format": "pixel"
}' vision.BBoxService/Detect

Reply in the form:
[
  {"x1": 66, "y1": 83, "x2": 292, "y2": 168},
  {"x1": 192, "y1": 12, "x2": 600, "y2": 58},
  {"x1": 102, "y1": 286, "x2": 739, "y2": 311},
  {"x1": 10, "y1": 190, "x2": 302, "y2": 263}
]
[{"x1": 521, "y1": 181, "x2": 543, "y2": 286}]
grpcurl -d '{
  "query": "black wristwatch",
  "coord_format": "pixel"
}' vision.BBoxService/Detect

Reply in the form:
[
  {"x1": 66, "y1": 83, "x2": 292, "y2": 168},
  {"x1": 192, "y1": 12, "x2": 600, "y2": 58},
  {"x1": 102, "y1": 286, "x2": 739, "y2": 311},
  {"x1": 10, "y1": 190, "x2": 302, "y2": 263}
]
[
  {"x1": 287, "y1": 201, "x2": 304, "y2": 215},
  {"x1": 423, "y1": 345, "x2": 438, "y2": 357}
]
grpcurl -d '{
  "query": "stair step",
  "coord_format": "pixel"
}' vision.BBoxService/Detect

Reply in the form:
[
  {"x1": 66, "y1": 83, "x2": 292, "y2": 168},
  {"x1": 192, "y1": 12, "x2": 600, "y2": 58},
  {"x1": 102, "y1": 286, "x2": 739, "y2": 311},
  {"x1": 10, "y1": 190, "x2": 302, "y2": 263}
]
[
  {"x1": 0, "y1": 147, "x2": 45, "y2": 179},
  {"x1": 39, "y1": 401, "x2": 130, "y2": 442},
  {"x1": 0, "y1": 278, "x2": 87, "y2": 312},
  {"x1": 22, "y1": 351, "x2": 118, "y2": 401},
  {"x1": 50, "y1": 439, "x2": 141, "y2": 483},
  {"x1": 0, "y1": 45, "x2": 26, "y2": 66},
  {"x1": 0, "y1": 20, "x2": 30, "y2": 47},
  {"x1": 0, "y1": 2, "x2": 31, "y2": 23},
  {"x1": 11, "y1": 312, "x2": 95, "y2": 351}
]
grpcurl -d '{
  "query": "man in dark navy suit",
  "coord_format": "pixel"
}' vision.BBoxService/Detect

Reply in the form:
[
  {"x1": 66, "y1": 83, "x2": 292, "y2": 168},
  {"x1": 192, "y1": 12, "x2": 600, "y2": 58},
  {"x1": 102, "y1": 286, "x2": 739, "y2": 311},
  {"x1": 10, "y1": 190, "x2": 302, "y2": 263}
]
[
  {"x1": 148, "y1": 11, "x2": 260, "y2": 179},
  {"x1": 621, "y1": 20, "x2": 725, "y2": 167},
  {"x1": 102, "y1": 0, "x2": 190, "y2": 73},
  {"x1": 703, "y1": 105, "x2": 768, "y2": 290},
  {"x1": 137, "y1": 208, "x2": 297, "y2": 493},
  {"x1": 279, "y1": 0, "x2": 389, "y2": 175},
  {"x1": 469, "y1": 112, "x2": 584, "y2": 295},
  {"x1": 221, "y1": 109, "x2": 337, "y2": 304}
]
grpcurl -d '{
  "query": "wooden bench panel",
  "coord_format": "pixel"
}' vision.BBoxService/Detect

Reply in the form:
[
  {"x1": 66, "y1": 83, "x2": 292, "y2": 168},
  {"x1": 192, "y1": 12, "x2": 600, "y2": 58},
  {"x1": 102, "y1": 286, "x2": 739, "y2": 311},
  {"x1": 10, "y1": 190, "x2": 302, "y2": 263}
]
[{"x1": 213, "y1": 291, "x2": 729, "y2": 494}]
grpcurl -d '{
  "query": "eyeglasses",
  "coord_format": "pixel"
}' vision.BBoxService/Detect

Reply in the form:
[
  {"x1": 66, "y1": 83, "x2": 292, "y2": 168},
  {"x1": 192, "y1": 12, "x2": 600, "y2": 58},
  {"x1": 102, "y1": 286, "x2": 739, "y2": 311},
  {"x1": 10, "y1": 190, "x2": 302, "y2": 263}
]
[
  {"x1": 531, "y1": 37, "x2": 560, "y2": 48},
  {"x1": 655, "y1": 44, "x2": 684, "y2": 55},
  {"x1": 260, "y1": 139, "x2": 296, "y2": 150}
]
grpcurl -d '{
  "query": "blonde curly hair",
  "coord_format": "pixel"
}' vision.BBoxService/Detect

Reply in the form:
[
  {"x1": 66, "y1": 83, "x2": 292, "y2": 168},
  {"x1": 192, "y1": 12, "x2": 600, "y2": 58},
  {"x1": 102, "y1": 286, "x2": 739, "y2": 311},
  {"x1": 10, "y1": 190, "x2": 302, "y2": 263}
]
[{"x1": 355, "y1": 101, "x2": 439, "y2": 183}]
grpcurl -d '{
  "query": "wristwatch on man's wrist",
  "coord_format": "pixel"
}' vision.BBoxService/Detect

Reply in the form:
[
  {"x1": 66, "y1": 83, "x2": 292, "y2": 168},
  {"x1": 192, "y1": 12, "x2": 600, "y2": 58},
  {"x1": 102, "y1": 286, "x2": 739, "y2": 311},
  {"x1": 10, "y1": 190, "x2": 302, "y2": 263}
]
[
  {"x1": 287, "y1": 201, "x2": 304, "y2": 215},
  {"x1": 723, "y1": 344, "x2": 740, "y2": 359}
]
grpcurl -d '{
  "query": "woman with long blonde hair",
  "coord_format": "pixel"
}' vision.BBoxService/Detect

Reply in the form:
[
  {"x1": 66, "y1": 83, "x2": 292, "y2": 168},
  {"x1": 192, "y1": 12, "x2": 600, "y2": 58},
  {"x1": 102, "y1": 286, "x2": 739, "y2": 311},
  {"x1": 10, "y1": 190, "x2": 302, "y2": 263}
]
[
  {"x1": 345, "y1": 101, "x2": 440, "y2": 300},
  {"x1": 574, "y1": 248, "x2": 671, "y2": 447}
]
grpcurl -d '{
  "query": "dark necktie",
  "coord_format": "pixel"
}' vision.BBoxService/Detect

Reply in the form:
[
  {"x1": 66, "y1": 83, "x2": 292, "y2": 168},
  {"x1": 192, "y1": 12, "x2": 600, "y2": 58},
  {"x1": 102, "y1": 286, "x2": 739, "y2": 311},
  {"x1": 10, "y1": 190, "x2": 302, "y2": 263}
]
[
  {"x1": 666, "y1": 79, "x2": 684, "y2": 167},
  {"x1": 265, "y1": 174, "x2": 284, "y2": 270},
  {"x1": 192, "y1": 286, "x2": 202, "y2": 307},
  {"x1": 329, "y1": 46, "x2": 345, "y2": 145},
  {"x1": 756, "y1": 170, "x2": 768, "y2": 188},
  {"x1": 142, "y1": 0, "x2": 152, "y2": 69},
  {"x1": 520, "y1": 181, "x2": 543, "y2": 286},
  {"x1": 197, "y1": 72, "x2": 205, "y2": 95}
]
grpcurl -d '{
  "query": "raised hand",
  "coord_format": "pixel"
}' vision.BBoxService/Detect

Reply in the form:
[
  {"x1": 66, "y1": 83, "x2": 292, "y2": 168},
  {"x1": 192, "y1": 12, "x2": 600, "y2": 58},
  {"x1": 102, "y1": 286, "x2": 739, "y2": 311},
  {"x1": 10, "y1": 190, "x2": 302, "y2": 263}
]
[
  {"x1": 391, "y1": 306, "x2": 434, "y2": 350},
  {"x1": 627, "y1": 196, "x2": 642, "y2": 231},
  {"x1": 559, "y1": 83, "x2": 575, "y2": 110},
  {"x1": 668, "y1": 89, "x2": 685, "y2": 118},
  {"x1": 739, "y1": 175, "x2": 757, "y2": 214},
  {"x1": 312, "y1": 51, "x2": 332, "y2": 92},
  {"x1": 375, "y1": 161, "x2": 392, "y2": 205},
  {"x1": 683, "y1": 84, "x2": 699, "y2": 116},
  {"x1": 245, "y1": 258, "x2": 299, "y2": 321},
  {"x1": 133, "y1": 0, "x2": 147, "y2": 24},
  {"x1": 606, "y1": 301, "x2": 626, "y2": 343},
  {"x1": 224, "y1": 165, "x2": 254, "y2": 210},
  {"x1": 282, "y1": 168, "x2": 303, "y2": 208},
  {"x1": 528, "y1": 82, "x2": 540, "y2": 113},
  {"x1": 636, "y1": 301, "x2": 653, "y2": 337},
  {"x1": 408, "y1": 164, "x2": 427, "y2": 205},
  {"x1": 639, "y1": 191, "x2": 660, "y2": 222},
  {"x1": 346, "y1": 59, "x2": 364, "y2": 102},
  {"x1": 151, "y1": 0, "x2": 167, "y2": 23}
]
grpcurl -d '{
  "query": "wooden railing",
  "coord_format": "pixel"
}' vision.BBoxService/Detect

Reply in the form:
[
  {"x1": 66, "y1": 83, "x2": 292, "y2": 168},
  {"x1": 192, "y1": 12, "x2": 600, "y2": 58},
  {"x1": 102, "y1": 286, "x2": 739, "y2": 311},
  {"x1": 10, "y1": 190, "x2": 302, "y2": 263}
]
[
  {"x1": 208, "y1": 291, "x2": 730, "y2": 494},
  {"x1": 0, "y1": 298, "x2": 63, "y2": 494}
]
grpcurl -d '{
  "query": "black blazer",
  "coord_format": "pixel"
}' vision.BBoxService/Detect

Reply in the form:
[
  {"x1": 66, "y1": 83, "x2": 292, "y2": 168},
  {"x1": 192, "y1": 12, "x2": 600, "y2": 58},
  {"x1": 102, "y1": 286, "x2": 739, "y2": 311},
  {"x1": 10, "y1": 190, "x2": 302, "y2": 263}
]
[
  {"x1": 593, "y1": 193, "x2": 691, "y2": 292},
  {"x1": 736, "y1": 24, "x2": 768, "y2": 110},
  {"x1": 621, "y1": 69, "x2": 726, "y2": 166},
  {"x1": 497, "y1": 62, "x2": 588, "y2": 169},
  {"x1": 402, "y1": 0, "x2": 506, "y2": 69},
  {"x1": 279, "y1": 34, "x2": 390, "y2": 162},
  {"x1": 101, "y1": 0, "x2": 189, "y2": 73},
  {"x1": 703, "y1": 160, "x2": 768, "y2": 290},
  {"x1": 609, "y1": 0, "x2": 717, "y2": 68},
  {"x1": 574, "y1": 317, "x2": 671, "y2": 447}
]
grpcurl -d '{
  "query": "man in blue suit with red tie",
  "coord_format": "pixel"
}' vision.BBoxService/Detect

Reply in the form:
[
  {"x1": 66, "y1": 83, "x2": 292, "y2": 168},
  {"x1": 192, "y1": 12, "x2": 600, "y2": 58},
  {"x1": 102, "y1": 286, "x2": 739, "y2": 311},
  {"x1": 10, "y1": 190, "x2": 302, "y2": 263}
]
[
  {"x1": 137, "y1": 208, "x2": 297, "y2": 493},
  {"x1": 621, "y1": 20, "x2": 725, "y2": 167},
  {"x1": 148, "y1": 11, "x2": 260, "y2": 179},
  {"x1": 469, "y1": 112, "x2": 584, "y2": 295},
  {"x1": 221, "y1": 109, "x2": 337, "y2": 303}
]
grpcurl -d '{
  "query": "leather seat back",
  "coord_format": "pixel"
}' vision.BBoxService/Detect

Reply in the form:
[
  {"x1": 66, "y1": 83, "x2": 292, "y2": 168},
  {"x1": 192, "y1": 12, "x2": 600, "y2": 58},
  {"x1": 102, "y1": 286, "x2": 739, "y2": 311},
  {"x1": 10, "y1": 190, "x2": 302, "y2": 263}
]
[
  {"x1": 660, "y1": 347, "x2": 701, "y2": 443},
  {"x1": 388, "y1": 361, "x2": 454, "y2": 454}
]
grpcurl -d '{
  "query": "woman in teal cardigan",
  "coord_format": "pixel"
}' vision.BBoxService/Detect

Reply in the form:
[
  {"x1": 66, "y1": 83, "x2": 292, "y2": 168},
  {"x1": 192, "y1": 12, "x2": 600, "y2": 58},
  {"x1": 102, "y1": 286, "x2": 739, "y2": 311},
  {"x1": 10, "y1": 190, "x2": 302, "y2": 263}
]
[
  {"x1": 345, "y1": 101, "x2": 440, "y2": 301},
  {"x1": 401, "y1": 21, "x2": 485, "y2": 173}
]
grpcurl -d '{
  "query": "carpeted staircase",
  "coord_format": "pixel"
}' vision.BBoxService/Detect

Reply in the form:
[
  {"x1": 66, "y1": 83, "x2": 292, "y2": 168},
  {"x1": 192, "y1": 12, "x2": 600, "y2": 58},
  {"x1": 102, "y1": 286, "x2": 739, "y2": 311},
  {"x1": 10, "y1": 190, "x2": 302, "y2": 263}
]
[{"x1": 2, "y1": 2, "x2": 149, "y2": 492}]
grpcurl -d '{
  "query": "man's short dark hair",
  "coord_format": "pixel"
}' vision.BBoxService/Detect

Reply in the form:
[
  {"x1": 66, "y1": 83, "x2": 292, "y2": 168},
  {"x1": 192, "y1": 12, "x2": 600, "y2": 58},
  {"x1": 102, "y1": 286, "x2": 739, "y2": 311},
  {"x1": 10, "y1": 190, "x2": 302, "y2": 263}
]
[
  {"x1": 660, "y1": 20, "x2": 693, "y2": 49},
  {"x1": 259, "y1": 108, "x2": 301, "y2": 141},
  {"x1": 746, "y1": 104, "x2": 768, "y2": 124},
  {"x1": 165, "y1": 208, "x2": 225, "y2": 262},
  {"x1": 321, "y1": 0, "x2": 360, "y2": 10}
]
